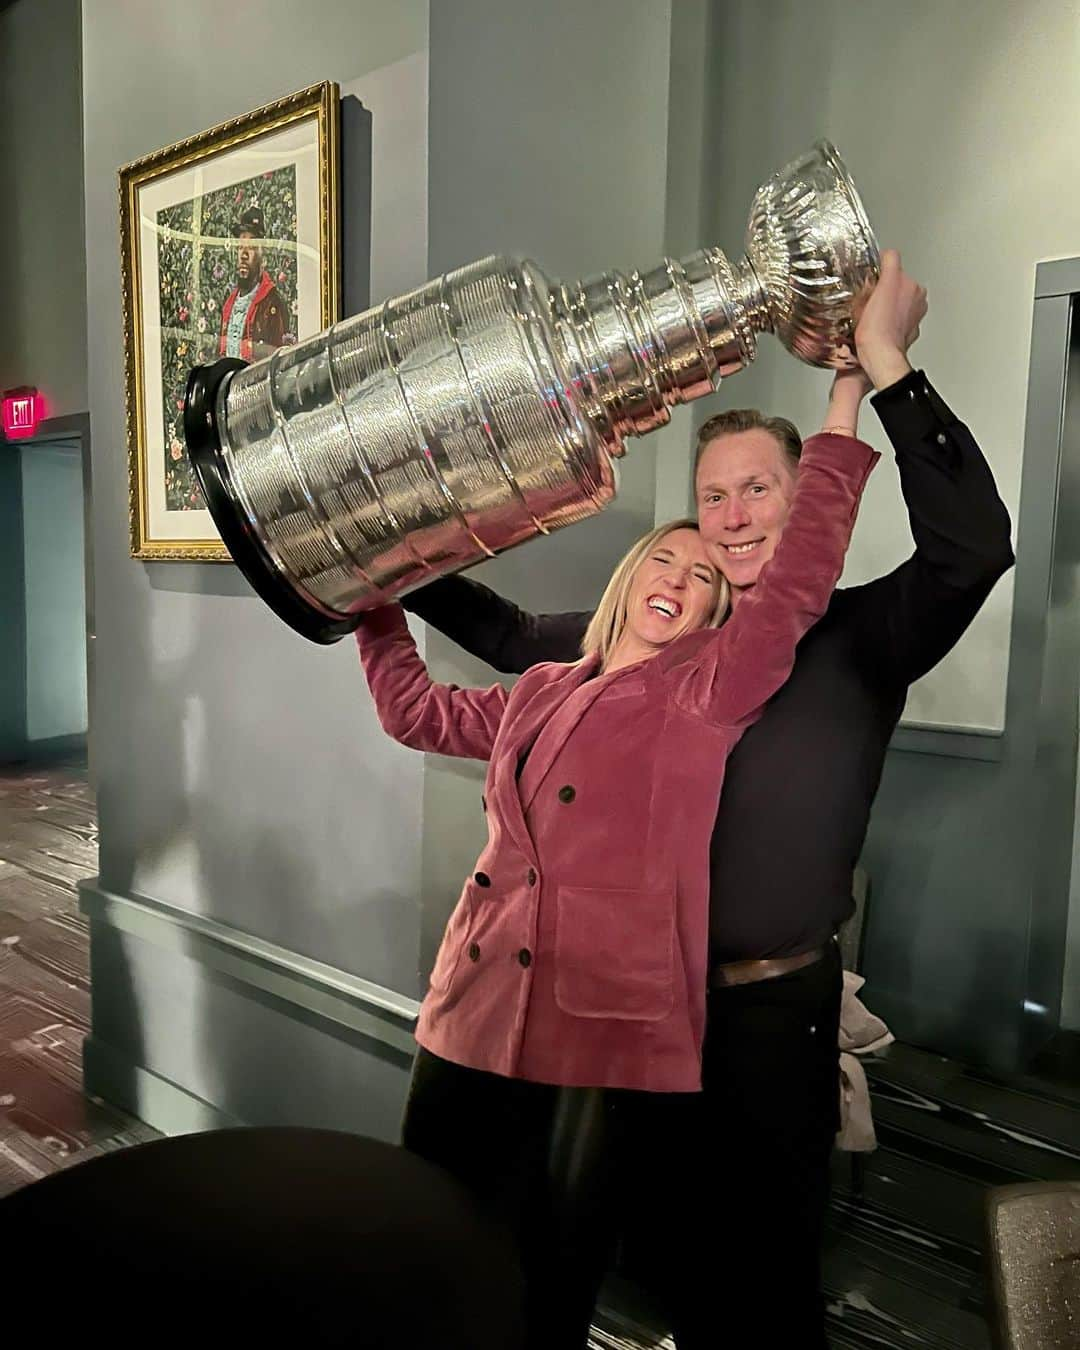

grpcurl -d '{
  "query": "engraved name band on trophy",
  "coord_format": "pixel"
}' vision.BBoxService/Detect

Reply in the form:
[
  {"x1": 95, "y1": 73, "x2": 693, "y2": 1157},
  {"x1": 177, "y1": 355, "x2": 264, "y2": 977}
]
[{"x1": 183, "y1": 140, "x2": 879, "y2": 643}]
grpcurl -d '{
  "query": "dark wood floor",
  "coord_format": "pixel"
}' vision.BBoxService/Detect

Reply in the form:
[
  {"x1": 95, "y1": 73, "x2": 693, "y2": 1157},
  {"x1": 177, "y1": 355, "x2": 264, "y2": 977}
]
[{"x1": 0, "y1": 756, "x2": 158, "y2": 1198}]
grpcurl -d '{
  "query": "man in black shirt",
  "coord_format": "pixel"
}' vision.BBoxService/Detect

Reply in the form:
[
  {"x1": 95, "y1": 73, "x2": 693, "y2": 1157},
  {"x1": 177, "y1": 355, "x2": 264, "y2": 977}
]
[{"x1": 402, "y1": 251, "x2": 1014, "y2": 1345}]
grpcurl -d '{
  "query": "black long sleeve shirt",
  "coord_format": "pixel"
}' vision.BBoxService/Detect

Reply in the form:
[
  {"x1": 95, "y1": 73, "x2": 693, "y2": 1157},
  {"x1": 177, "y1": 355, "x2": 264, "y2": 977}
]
[{"x1": 403, "y1": 372, "x2": 1015, "y2": 962}]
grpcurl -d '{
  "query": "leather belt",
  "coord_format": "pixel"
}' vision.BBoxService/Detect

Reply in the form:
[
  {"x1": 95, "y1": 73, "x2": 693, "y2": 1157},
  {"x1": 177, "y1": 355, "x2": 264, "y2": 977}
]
[{"x1": 709, "y1": 944, "x2": 827, "y2": 989}]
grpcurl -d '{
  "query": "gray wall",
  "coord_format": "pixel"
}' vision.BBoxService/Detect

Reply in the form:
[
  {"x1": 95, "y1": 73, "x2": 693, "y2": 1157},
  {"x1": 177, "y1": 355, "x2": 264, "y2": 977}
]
[
  {"x1": 81, "y1": 0, "x2": 431, "y2": 1132},
  {"x1": 22, "y1": 440, "x2": 88, "y2": 742},
  {"x1": 695, "y1": 0, "x2": 1080, "y2": 738},
  {"x1": 0, "y1": 447, "x2": 27, "y2": 760},
  {"x1": 0, "y1": 437, "x2": 87, "y2": 759},
  {"x1": 84, "y1": 0, "x2": 429, "y2": 965},
  {"x1": 0, "y1": 0, "x2": 87, "y2": 417}
]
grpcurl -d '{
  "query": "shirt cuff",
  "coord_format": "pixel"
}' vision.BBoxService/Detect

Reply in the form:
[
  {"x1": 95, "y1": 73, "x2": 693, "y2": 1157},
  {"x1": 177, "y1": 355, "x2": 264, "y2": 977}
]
[
  {"x1": 871, "y1": 369, "x2": 960, "y2": 445},
  {"x1": 399, "y1": 575, "x2": 455, "y2": 616}
]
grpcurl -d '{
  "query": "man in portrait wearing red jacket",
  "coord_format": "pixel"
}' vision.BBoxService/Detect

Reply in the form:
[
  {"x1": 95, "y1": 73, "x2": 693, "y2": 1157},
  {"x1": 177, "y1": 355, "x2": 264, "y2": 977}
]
[{"x1": 218, "y1": 206, "x2": 292, "y2": 362}]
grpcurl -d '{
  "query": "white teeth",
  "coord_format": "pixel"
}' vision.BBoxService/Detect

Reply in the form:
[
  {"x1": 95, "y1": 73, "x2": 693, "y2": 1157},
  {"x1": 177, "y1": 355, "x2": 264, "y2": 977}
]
[
  {"x1": 727, "y1": 541, "x2": 761, "y2": 555},
  {"x1": 648, "y1": 596, "x2": 679, "y2": 617}
]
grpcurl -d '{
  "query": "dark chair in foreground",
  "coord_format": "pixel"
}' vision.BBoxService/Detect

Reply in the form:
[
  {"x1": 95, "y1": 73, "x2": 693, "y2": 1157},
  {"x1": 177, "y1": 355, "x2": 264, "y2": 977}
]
[
  {"x1": 985, "y1": 1180, "x2": 1080, "y2": 1349},
  {"x1": 2, "y1": 1127, "x2": 525, "y2": 1349}
]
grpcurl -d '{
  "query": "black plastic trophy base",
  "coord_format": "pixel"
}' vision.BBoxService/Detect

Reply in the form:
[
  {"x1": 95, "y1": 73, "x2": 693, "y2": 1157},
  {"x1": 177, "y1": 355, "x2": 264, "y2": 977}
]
[{"x1": 183, "y1": 360, "x2": 359, "y2": 645}]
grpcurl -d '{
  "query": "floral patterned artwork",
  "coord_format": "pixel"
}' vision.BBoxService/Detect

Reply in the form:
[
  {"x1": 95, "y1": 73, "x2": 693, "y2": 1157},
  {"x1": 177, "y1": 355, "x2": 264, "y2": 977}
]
[
  {"x1": 157, "y1": 167, "x2": 298, "y2": 511},
  {"x1": 121, "y1": 82, "x2": 339, "y2": 559}
]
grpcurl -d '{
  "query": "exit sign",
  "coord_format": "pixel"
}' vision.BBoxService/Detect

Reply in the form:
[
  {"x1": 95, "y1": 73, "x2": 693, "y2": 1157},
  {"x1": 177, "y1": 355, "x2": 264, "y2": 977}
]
[{"x1": 2, "y1": 387, "x2": 45, "y2": 440}]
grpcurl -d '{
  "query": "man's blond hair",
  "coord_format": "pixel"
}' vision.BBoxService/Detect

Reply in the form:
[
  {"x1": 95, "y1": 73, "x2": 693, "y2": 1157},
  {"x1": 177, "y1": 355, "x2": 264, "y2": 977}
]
[{"x1": 694, "y1": 408, "x2": 803, "y2": 477}]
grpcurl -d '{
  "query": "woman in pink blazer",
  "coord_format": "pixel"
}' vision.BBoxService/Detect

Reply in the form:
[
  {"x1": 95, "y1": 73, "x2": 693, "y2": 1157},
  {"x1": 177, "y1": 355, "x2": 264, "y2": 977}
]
[{"x1": 355, "y1": 428, "x2": 876, "y2": 1347}]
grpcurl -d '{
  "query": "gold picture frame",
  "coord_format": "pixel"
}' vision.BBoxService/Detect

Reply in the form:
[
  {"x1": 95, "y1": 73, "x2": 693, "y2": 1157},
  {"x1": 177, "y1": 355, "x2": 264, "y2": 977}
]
[{"x1": 120, "y1": 81, "x2": 340, "y2": 561}]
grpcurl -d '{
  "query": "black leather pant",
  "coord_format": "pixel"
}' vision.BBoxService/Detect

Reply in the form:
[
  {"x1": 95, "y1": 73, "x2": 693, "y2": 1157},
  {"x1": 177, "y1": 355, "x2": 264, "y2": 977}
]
[{"x1": 402, "y1": 942, "x2": 842, "y2": 1349}]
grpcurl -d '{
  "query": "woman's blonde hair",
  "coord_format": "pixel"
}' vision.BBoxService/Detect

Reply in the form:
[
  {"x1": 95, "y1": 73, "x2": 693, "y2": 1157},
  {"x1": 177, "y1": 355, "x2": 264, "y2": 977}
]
[{"x1": 581, "y1": 518, "x2": 730, "y2": 665}]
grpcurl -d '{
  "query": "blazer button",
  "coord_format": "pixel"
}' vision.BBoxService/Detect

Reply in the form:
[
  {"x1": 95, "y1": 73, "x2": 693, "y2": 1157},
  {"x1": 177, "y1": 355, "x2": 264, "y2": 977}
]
[
  {"x1": 468, "y1": 942, "x2": 481, "y2": 962},
  {"x1": 474, "y1": 872, "x2": 491, "y2": 887},
  {"x1": 527, "y1": 868, "x2": 537, "y2": 887},
  {"x1": 518, "y1": 948, "x2": 532, "y2": 968},
  {"x1": 557, "y1": 785, "x2": 576, "y2": 804}
]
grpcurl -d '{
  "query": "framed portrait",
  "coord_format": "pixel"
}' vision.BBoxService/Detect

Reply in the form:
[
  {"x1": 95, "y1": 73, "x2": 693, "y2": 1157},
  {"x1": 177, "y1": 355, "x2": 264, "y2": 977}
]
[{"x1": 120, "y1": 81, "x2": 340, "y2": 560}]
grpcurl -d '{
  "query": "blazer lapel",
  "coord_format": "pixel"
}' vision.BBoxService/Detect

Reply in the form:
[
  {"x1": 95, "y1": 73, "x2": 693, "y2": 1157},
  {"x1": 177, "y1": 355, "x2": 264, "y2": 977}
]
[
  {"x1": 489, "y1": 656, "x2": 600, "y2": 865},
  {"x1": 515, "y1": 661, "x2": 617, "y2": 817}
]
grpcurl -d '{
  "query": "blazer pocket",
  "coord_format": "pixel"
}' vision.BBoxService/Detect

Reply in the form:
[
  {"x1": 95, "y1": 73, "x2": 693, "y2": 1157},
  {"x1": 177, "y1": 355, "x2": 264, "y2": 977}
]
[
  {"x1": 428, "y1": 885, "x2": 478, "y2": 994},
  {"x1": 554, "y1": 885, "x2": 675, "y2": 1022}
]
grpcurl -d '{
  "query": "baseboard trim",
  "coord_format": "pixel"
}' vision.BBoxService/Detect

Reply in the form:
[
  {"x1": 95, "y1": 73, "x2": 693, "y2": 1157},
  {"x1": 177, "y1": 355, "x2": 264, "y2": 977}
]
[
  {"x1": 79, "y1": 879, "x2": 421, "y2": 1059},
  {"x1": 889, "y1": 723, "x2": 1004, "y2": 762},
  {"x1": 28, "y1": 732, "x2": 88, "y2": 759},
  {"x1": 83, "y1": 1034, "x2": 242, "y2": 1135}
]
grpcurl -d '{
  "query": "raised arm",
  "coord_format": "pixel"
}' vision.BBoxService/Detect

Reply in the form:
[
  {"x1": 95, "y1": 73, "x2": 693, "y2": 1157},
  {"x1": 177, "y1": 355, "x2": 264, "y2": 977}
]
[
  {"x1": 836, "y1": 250, "x2": 1014, "y2": 684},
  {"x1": 400, "y1": 574, "x2": 590, "y2": 674},
  {"x1": 355, "y1": 606, "x2": 508, "y2": 760},
  {"x1": 668, "y1": 431, "x2": 878, "y2": 726},
  {"x1": 854, "y1": 371, "x2": 1014, "y2": 684}
]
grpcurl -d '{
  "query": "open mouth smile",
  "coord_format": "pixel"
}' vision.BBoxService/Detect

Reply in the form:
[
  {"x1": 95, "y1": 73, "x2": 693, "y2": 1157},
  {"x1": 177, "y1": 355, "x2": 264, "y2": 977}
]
[{"x1": 647, "y1": 595, "x2": 682, "y2": 619}]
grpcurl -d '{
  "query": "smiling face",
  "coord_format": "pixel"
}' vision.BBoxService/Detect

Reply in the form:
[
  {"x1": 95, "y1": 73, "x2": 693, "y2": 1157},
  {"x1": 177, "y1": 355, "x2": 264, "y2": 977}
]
[
  {"x1": 694, "y1": 429, "x2": 798, "y2": 599},
  {"x1": 622, "y1": 527, "x2": 721, "y2": 652}
]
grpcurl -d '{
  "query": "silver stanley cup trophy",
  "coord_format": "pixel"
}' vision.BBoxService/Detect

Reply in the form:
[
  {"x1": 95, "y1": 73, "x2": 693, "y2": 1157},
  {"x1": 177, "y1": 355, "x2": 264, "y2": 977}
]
[{"x1": 184, "y1": 141, "x2": 878, "y2": 643}]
